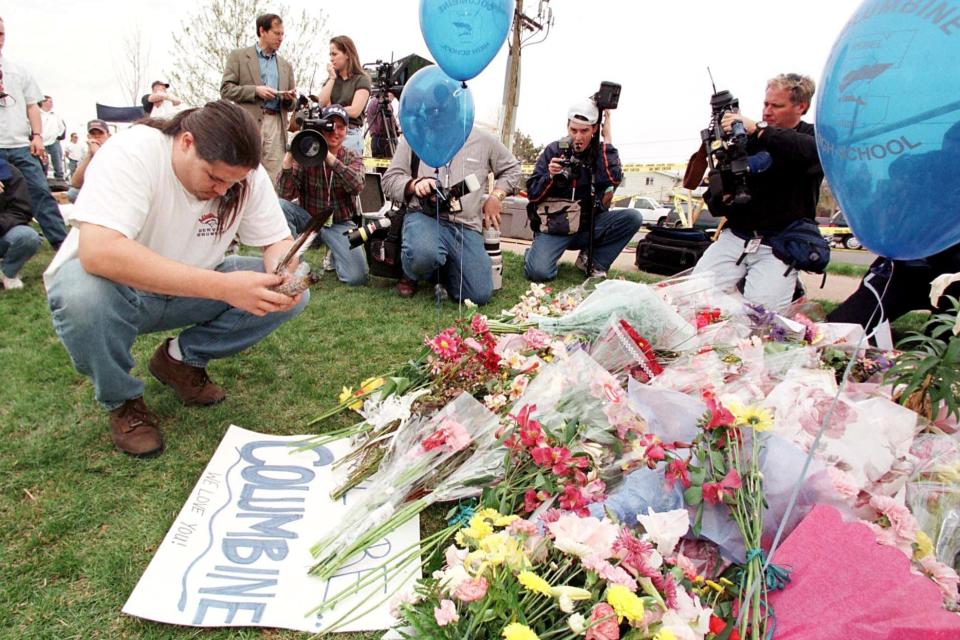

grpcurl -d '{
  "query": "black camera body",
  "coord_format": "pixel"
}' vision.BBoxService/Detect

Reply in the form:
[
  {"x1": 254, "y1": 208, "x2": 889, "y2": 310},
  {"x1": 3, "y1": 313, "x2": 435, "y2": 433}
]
[
  {"x1": 701, "y1": 89, "x2": 753, "y2": 206},
  {"x1": 425, "y1": 174, "x2": 482, "y2": 214},
  {"x1": 593, "y1": 81, "x2": 621, "y2": 111},
  {"x1": 290, "y1": 96, "x2": 334, "y2": 167},
  {"x1": 553, "y1": 137, "x2": 585, "y2": 189}
]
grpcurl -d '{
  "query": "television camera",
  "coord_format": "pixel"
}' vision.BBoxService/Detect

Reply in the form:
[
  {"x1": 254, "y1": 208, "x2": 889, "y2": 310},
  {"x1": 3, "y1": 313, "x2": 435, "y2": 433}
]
[{"x1": 289, "y1": 95, "x2": 334, "y2": 168}]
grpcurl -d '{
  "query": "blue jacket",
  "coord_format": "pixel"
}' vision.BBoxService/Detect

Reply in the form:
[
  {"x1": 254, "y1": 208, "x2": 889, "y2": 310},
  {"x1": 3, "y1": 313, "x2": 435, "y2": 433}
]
[{"x1": 526, "y1": 138, "x2": 623, "y2": 231}]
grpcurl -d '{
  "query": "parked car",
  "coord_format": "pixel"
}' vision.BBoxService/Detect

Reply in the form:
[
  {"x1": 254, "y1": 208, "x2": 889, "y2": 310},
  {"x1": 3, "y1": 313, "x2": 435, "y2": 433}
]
[
  {"x1": 610, "y1": 195, "x2": 673, "y2": 227},
  {"x1": 820, "y1": 210, "x2": 863, "y2": 250},
  {"x1": 664, "y1": 203, "x2": 722, "y2": 230}
]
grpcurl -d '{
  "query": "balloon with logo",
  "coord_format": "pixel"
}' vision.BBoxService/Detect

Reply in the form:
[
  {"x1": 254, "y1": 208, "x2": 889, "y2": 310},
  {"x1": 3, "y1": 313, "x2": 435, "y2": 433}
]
[
  {"x1": 399, "y1": 65, "x2": 475, "y2": 168},
  {"x1": 816, "y1": 0, "x2": 960, "y2": 259},
  {"x1": 419, "y1": 0, "x2": 514, "y2": 82}
]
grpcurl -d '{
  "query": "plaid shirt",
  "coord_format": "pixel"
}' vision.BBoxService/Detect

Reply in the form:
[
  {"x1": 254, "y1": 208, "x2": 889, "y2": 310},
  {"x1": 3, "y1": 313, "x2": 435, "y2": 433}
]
[{"x1": 277, "y1": 146, "x2": 365, "y2": 223}]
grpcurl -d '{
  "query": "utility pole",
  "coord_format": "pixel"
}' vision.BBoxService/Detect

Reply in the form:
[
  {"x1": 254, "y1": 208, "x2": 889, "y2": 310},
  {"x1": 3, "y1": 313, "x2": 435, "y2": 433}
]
[{"x1": 498, "y1": 0, "x2": 553, "y2": 151}]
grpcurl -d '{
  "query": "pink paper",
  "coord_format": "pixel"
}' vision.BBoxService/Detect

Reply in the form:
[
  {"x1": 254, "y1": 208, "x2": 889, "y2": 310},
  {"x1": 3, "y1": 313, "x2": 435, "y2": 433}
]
[{"x1": 767, "y1": 504, "x2": 960, "y2": 639}]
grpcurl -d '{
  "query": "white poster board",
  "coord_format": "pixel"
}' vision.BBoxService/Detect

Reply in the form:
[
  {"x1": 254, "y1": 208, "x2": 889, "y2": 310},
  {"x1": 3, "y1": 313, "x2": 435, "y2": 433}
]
[{"x1": 123, "y1": 425, "x2": 420, "y2": 633}]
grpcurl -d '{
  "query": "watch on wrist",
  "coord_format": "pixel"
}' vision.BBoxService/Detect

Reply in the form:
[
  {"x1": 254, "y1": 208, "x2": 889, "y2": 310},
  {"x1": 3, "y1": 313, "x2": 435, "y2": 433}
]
[
  {"x1": 31, "y1": 132, "x2": 42, "y2": 138},
  {"x1": 754, "y1": 121, "x2": 768, "y2": 136},
  {"x1": 493, "y1": 190, "x2": 507, "y2": 202}
]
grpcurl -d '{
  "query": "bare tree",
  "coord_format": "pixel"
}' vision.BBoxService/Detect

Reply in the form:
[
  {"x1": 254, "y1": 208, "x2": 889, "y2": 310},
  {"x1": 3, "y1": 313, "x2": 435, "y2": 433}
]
[
  {"x1": 114, "y1": 27, "x2": 151, "y2": 105},
  {"x1": 166, "y1": 0, "x2": 330, "y2": 107}
]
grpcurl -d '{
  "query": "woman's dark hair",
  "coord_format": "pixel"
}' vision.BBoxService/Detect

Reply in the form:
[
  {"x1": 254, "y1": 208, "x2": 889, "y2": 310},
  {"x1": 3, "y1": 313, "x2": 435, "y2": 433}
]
[
  {"x1": 330, "y1": 35, "x2": 364, "y2": 78},
  {"x1": 139, "y1": 100, "x2": 261, "y2": 236}
]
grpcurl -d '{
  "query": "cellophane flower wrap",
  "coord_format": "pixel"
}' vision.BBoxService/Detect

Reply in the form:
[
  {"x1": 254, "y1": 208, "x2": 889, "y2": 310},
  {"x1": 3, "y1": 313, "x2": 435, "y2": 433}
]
[
  {"x1": 394, "y1": 510, "x2": 712, "y2": 640},
  {"x1": 310, "y1": 392, "x2": 498, "y2": 579}
]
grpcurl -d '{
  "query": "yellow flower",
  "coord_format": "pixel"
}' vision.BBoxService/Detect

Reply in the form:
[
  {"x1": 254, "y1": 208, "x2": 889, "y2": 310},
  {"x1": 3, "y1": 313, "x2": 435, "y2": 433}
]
[
  {"x1": 479, "y1": 532, "x2": 528, "y2": 570},
  {"x1": 718, "y1": 577, "x2": 735, "y2": 588},
  {"x1": 456, "y1": 514, "x2": 495, "y2": 548},
  {"x1": 606, "y1": 584, "x2": 645, "y2": 623},
  {"x1": 704, "y1": 579, "x2": 725, "y2": 593},
  {"x1": 502, "y1": 622, "x2": 540, "y2": 640},
  {"x1": 360, "y1": 376, "x2": 385, "y2": 393},
  {"x1": 654, "y1": 631, "x2": 677, "y2": 640},
  {"x1": 339, "y1": 386, "x2": 354, "y2": 406},
  {"x1": 914, "y1": 530, "x2": 935, "y2": 560},
  {"x1": 517, "y1": 571, "x2": 553, "y2": 597},
  {"x1": 730, "y1": 402, "x2": 774, "y2": 432}
]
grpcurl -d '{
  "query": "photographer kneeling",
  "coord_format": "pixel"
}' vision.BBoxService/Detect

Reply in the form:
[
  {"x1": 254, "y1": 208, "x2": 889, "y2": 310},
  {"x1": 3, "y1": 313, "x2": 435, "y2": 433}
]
[
  {"x1": 382, "y1": 127, "x2": 520, "y2": 304},
  {"x1": 524, "y1": 97, "x2": 642, "y2": 281},
  {"x1": 277, "y1": 104, "x2": 368, "y2": 286},
  {"x1": 692, "y1": 73, "x2": 823, "y2": 312}
]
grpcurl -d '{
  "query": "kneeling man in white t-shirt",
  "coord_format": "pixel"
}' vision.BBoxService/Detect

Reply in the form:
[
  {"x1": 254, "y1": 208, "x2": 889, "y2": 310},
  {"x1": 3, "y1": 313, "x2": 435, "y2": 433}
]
[{"x1": 45, "y1": 100, "x2": 308, "y2": 457}]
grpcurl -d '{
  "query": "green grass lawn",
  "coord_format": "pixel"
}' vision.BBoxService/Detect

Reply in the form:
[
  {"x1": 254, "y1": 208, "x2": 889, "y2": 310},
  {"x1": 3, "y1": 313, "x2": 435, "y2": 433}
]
[{"x1": 0, "y1": 244, "x2": 919, "y2": 639}]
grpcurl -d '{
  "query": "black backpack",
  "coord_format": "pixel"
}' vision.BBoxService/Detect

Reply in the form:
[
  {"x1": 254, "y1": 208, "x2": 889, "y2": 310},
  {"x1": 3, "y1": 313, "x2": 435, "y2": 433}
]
[{"x1": 767, "y1": 218, "x2": 831, "y2": 275}]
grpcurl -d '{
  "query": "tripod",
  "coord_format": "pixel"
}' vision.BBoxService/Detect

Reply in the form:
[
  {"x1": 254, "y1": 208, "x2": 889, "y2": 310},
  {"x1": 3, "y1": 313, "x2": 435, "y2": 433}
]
[{"x1": 365, "y1": 89, "x2": 400, "y2": 159}]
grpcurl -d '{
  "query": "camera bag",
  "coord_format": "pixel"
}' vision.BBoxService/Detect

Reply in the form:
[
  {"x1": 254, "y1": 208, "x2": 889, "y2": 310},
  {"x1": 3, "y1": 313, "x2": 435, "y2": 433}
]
[
  {"x1": 635, "y1": 227, "x2": 713, "y2": 275},
  {"x1": 766, "y1": 217, "x2": 831, "y2": 275},
  {"x1": 531, "y1": 198, "x2": 582, "y2": 236},
  {"x1": 364, "y1": 151, "x2": 421, "y2": 279}
]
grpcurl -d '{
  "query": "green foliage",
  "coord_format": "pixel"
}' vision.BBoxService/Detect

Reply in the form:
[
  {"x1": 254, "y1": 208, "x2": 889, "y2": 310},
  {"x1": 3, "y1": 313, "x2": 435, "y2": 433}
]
[
  {"x1": 885, "y1": 295, "x2": 960, "y2": 421},
  {"x1": 511, "y1": 130, "x2": 543, "y2": 164}
]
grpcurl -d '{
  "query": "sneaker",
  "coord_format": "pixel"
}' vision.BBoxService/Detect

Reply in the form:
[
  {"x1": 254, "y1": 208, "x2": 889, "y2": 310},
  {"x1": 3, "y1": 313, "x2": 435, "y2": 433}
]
[
  {"x1": 322, "y1": 251, "x2": 336, "y2": 272},
  {"x1": 148, "y1": 338, "x2": 226, "y2": 406},
  {"x1": 109, "y1": 397, "x2": 163, "y2": 457},
  {"x1": 1, "y1": 274, "x2": 24, "y2": 290},
  {"x1": 574, "y1": 251, "x2": 607, "y2": 278},
  {"x1": 396, "y1": 277, "x2": 418, "y2": 298}
]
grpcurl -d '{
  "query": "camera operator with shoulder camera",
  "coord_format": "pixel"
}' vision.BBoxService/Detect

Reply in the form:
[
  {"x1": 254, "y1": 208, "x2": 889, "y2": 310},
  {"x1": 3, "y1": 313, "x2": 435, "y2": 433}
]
[
  {"x1": 692, "y1": 73, "x2": 824, "y2": 312},
  {"x1": 277, "y1": 104, "x2": 368, "y2": 286},
  {"x1": 524, "y1": 93, "x2": 643, "y2": 282},
  {"x1": 382, "y1": 127, "x2": 520, "y2": 304}
]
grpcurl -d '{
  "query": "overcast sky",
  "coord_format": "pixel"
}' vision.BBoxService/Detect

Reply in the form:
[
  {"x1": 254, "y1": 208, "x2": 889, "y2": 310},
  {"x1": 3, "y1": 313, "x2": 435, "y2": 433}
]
[{"x1": 4, "y1": 0, "x2": 862, "y2": 162}]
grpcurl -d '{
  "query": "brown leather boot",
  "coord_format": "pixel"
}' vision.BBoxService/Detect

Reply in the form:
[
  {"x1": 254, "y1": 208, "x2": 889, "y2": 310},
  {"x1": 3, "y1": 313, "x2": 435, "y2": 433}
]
[
  {"x1": 148, "y1": 338, "x2": 226, "y2": 406},
  {"x1": 109, "y1": 397, "x2": 163, "y2": 457}
]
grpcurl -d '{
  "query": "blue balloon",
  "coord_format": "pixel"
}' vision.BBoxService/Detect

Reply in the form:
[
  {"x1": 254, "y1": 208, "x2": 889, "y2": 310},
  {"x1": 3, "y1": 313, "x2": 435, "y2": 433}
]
[
  {"x1": 817, "y1": 0, "x2": 960, "y2": 259},
  {"x1": 419, "y1": 0, "x2": 514, "y2": 82},
  {"x1": 399, "y1": 66, "x2": 475, "y2": 168}
]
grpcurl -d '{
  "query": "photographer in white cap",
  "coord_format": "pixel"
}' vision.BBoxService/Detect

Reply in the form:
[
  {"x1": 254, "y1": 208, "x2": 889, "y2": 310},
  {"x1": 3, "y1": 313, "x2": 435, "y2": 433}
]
[{"x1": 524, "y1": 96, "x2": 642, "y2": 281}]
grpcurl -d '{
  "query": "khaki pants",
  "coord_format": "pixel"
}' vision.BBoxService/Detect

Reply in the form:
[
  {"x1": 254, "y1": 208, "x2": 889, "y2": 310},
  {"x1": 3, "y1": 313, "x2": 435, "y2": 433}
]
[{"x1": 260, "y1": 114, "x2": 285, "y2": 186}]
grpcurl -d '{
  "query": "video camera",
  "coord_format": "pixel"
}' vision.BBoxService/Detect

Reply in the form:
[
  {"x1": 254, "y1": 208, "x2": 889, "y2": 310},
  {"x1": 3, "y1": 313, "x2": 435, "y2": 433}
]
[
  {"x1": 290, "y1": 95, "x2": 334, "y2": 167},
  {"x1": 700, "y1": 89, "x2": 753, "y2": 206}
]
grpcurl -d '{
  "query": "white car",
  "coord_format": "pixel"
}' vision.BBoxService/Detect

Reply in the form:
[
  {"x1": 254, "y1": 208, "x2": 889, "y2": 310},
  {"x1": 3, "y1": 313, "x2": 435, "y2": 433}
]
[{"x1": 610, "y1": 195, "x2": 673, "y2": 227}]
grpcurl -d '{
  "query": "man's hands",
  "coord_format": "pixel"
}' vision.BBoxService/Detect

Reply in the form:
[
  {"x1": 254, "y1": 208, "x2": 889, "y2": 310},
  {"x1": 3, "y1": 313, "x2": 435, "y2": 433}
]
[
  {"x1": 30, "y1": 136, "x2": 45, "y2": 158},
  {"x1": 601, "y1": 109, "x2": 612, "y2": 144},
  {"x1": 547, "y1": 157, "x2": 565, "y2": 176},
  {"x1": 483, "y1": 195, "x2": 502, "y2": 230},
  {"x1": 255, "y1": 85, "x2": 278, "y2": 101},
  {"x1": 720, "y1": 111, "x2": 758, "y2": 136},
  {"x1": 87, "y1": 139, "x2": 102, "y2": 157},
  {"x1": 218, "y1": 270, "x2": 303, "y2": 316},
  {"x1": 412, "y1": 177, "x2": 438, "y2": 198}
]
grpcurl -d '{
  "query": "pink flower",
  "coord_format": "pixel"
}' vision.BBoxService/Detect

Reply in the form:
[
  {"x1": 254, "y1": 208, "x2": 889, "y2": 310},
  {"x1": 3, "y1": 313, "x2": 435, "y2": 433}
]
[
  {"x1": 523, "y1": 489, "x2": 551, "y2": 513},
  {"x1": 665, "y1": 458, "x2": 691, "y2": 489},
  {"x1": 521, "y1": 328, "x2": 552, "y2": 349},
  {"x1": 434, "y1": 599, "x2": 459, "y2": 626},
  {"x1": 421, "y1": 418, "x2": 471, "y2": 454},
  {"x1": 869, "y1": 494, "x2": 918, "y2": 542},
  {"x1": 585, "y1": 603, "x2": 620, "y2": 640},
  {"x1": 612, "y1": 528, "x2": 660, "y2": 578},
  {"x1": 507, "y1": 518, "x2": 539, "y2": 536},
  {"x1": 454, "y1": 576, "x2": 488, "y2": 603},
  {"x1": 559, "y1": 484, "x2": 589, "y2": 514},
  {"x1": 671, "y1": 551, "x2": 699, "y2": 581},
  {"x1": 827, "y1": 466, "x2": 860, "y2": 500},
  {"x1": 702, "y1": 469, "x2": 742, "y2": 504},
  {"x1": 427, "y1": 328, "x2": 463, "y2": 359},
  {"x1": 464, "y1": 336, "x2": 484, "y2": 352},
  {"x1": 919, "y1": 555, "x2": 960, "y2": 606},
  {"x1": 470, "y1": 314, "x2": 490, "y2": 334},
  {"x1": 548, "y1": 514, "x2": 620, "y2": 559},
  {"x1": 703, "y1": 392, "x2": 735, "y2": 429}
]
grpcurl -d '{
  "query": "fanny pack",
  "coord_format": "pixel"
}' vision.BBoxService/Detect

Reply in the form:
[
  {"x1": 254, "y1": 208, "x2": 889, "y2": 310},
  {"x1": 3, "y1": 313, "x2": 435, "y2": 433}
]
[
  {"x1": 766, "y1": 218, "x2": 831, "y2": 275},
  {"x1": 532, "y1": 198, "x2": 582, "y2": 236}
]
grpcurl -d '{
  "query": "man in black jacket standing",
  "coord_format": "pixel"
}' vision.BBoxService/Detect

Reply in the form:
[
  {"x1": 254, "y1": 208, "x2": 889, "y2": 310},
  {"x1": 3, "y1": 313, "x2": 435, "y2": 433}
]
[
  {"x1": 0, "y1": 158, "x2": 41, "y2": 290},
  {"x1": 693, "y1": 73, "x2": 823, "y2": 312}
]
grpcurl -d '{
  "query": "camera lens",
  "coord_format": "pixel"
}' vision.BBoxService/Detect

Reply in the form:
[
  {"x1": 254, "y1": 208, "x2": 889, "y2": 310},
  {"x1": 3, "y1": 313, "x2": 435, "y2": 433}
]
[{"x1": 290, "y1": 130, "x2": 328, "y2": 168}]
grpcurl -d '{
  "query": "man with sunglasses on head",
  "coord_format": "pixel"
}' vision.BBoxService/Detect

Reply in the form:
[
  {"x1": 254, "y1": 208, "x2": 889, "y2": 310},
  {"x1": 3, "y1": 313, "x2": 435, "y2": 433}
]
[
  {"x1": 0, "y1": 16, "x2": 68, "y2": 249},
  {"x1": 692, "y1": 73, "x2": 823, "y2": 313}
]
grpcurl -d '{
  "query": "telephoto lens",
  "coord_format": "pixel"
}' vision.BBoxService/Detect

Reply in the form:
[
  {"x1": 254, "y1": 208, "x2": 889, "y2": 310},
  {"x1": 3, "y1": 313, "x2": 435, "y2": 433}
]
[
  {"x1": 344, "y1": 217, "x2": 392, "y2": 248},
  {"x1": 483, "y1": 225, "x2": 503, "y2": 291}
]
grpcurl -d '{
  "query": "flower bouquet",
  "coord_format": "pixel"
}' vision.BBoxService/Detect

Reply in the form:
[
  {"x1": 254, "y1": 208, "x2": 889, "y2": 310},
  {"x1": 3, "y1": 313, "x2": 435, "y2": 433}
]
[{"x1": 393, "y1": 509, "x2": 713, "y2": 640}]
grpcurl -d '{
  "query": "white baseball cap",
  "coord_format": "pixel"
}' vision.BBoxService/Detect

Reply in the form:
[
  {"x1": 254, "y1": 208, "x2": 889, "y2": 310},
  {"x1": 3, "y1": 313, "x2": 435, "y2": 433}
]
[{"x1": 567, "y1": 98, "x2": 599, "y2": 125}]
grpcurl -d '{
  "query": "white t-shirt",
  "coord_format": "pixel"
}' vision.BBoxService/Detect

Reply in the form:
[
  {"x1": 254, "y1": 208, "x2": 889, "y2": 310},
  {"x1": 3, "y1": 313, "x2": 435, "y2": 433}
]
[
  {"x1": 40, "y1": 109, "x2": 65, "y2": 146},
  {"x1": 64, "y1": 141, "x2": 84, "y2": 162},
  {"x1": 0, "y1": 54, "x2": 44, "y2": 148},
  {"x1": 44, "y1": 125, "x2": 290, "y2": 288}
]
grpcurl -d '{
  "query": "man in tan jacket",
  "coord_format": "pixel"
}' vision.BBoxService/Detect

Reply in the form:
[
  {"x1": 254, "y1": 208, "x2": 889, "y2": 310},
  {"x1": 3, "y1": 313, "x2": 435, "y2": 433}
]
[{"x1": 220, "y1": 13, "x2": 296, "y2": 185}]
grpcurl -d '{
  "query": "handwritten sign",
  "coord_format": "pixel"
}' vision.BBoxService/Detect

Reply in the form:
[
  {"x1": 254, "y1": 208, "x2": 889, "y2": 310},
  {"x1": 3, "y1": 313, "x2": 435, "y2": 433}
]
[{"x1": 123, "y1": 425, "x2": 420, "y2": 633}]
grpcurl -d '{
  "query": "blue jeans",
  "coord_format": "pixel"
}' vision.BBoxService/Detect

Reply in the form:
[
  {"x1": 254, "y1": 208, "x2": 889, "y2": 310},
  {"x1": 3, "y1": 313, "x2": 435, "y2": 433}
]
[
  {"x1": 45, "y1": 142, "x2": 64, "y2": 179},
  {"x1": 47, "y1": 256, "x2": 309, "y2": 411},
  {"x1": 344, "y1": 127, "x2": 364, "y2": 156},
  {"x1": 524, "y1": 208, "x2": 643, "y2": 281},
  {"x1": 0, "y1": 224, "x2": 41, "y2": 277},
  {"x1": 0, "y1": 147, "x2": 67, "y2": 248},
  {"x1": 279, "y1": 199, "x2": 369, "y2": 286},
  {"x1": 402, "y1": 211, "x2": 493, "y2": 305}
]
